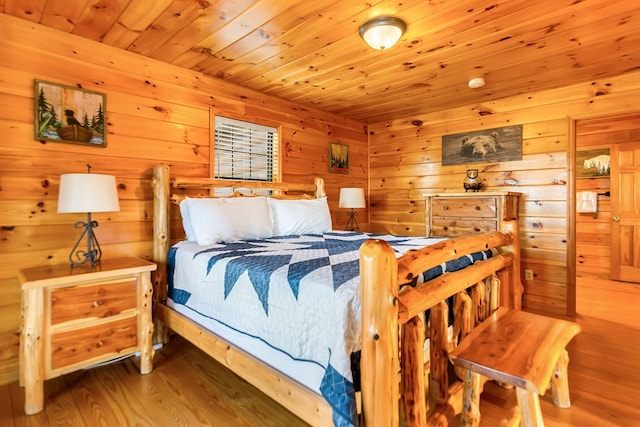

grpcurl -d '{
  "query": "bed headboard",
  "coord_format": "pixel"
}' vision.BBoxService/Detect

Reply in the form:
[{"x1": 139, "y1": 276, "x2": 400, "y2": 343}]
[{"x1": 167, "y1": 175, "x2": 326, "y2": 204}]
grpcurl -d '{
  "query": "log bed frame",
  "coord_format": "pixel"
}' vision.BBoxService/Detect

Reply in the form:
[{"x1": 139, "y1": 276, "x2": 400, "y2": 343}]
[{"x1": 151, "y1": 164, "x2": 523, "y2": 427}]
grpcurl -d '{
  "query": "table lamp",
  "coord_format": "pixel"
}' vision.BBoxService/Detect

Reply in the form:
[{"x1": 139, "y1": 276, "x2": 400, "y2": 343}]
[
  {"x1": 339, "y1": 188, "x2": 365, "y2": 231},
  {"x1": 57, "y1": 165, "x2": 120, "y2": 267}
]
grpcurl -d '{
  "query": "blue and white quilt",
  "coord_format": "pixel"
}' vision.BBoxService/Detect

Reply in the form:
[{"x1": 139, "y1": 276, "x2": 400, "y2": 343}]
[{"x1": 167, "y1": 231, "x2": 495, "y2": 427}]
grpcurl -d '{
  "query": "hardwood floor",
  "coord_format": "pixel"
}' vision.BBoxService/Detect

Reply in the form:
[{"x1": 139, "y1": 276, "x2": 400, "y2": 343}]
[{"x1": 2, "y1": 276, "x2": 638, "y2": 426}]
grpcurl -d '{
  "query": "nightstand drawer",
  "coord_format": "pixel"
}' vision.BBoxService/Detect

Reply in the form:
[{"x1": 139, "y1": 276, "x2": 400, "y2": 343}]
[
  {"x1": 431, "y1": 218, "x2": 497, "y2": 237},
  {"x1": 51, "y1": 315, "x2": 138, "y2": 370},
  {"x1": 51, "y1": 279, "x2": 137, "y2": 325},
  {"x1": 432, "y1": 197, "x2": 497, "y2": 218}
]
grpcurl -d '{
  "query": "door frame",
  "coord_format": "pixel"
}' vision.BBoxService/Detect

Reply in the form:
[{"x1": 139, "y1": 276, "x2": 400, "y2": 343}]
[{"x1": 568, "y1": 117, "x2": 577, "y2": 316}]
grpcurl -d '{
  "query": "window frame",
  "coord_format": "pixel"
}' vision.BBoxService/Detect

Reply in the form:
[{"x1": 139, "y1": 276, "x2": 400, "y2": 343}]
[{"x1": 211, "y1": 112, "x2": 282, "y2": 185}]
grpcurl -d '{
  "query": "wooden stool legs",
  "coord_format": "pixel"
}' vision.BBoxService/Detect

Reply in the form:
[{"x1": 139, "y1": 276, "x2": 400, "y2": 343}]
[
  {"x1": 460, "y1": 349, "x2": 572, "y2": 427},
  {"x1": 515, "y1": 387, "x2": 544, "y2": 427},
  {"x1": 450, "y1": 308, "x2": 580, "y2": 427},
  {"x1": 461, "y1": 369, "x2": 482, "y2": 426},
  {"x1": 551, "y1": 349, "x2": 571, "y2": 408}
]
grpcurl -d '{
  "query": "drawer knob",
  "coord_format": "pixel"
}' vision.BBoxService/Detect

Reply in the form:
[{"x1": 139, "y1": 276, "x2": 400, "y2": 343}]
[
  {"x1": 475, "y1": 205, "x2": 481, "y2": 210},
  {"x1": 443, "y1": 205, "x2": 449, "y2": 210},
  {"x1": 474, "y1": 226, "x2": 481, "y2": 232},
  {"x1": 92, "y1": 300, "x2": 103, "y2": 307}
]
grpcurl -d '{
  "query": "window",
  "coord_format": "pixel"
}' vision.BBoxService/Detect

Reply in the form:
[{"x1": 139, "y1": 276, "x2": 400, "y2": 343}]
[{"x1": 213, "y1": 116, "x2": 279, "y2": 182}]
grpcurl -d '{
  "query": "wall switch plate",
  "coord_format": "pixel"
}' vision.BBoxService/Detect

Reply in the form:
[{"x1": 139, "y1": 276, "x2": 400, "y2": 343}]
[{"x1": 525, "y1": 269, "x2": 534, "y2": 280}]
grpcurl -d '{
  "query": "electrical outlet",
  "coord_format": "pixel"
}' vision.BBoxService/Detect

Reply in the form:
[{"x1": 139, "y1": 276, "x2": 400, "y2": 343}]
[{"x1": 525, "y1": 269, "x2": 534, "y2": 280}]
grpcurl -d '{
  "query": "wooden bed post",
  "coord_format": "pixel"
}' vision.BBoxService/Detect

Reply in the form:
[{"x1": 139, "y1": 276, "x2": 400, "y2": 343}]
[
  {"x1": 401, "y1": 313, "x2": 427, "y2": 426},
  {"x1": 314, "y1": 176, "x2": 326, "y2": 198},
  {"x1": 500, "y1": 220, "x2": 523, "y2": 310},
  {"x1": 359, "y1": 239, "x2": 399, "y2": 427},
  {"x1": 152, "y1": 164, "x2": 170, "y2": 343}
]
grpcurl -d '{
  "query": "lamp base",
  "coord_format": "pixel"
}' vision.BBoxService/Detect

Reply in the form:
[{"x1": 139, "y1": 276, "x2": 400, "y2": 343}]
[
  {"x1": 69, "y1": 212, "x2": 102, "y2": 267},
  {"x1": 345, "y1": 209, "x2": 360, "y2": 232}
]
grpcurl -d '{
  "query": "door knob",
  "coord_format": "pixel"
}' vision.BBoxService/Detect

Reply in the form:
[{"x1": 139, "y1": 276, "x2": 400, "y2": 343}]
[{"x1": 612, "y1": 216, "x2": 621, "y2": 222}]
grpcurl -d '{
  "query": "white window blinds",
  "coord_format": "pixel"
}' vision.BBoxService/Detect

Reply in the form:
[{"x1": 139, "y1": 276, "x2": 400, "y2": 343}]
[{"x1": 214, "y1": 116, "x2": 279, "y2": 182}]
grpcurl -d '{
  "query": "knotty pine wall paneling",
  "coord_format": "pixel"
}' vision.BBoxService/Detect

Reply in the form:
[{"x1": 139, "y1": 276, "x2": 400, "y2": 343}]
[
  {"x1": 0, "y1": 14, "x2": 367, "y2": 385},
  {"x1": 368, "y1": 70, "x2": 640, "y2": 317}
]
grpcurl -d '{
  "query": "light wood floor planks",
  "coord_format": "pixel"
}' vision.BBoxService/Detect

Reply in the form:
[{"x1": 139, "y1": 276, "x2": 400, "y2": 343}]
[{"x1": 2, "y1": 276, "x2": 639, "y2": 426}]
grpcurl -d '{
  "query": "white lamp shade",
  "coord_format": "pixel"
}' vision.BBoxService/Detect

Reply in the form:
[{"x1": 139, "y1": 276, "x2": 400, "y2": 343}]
[
  {"x1": 58, "y1": 173, "x2": 120, "y2": 213},
  {"x1": 359, "y1": 17, "x2": 406, "y2": 50},
  {"x1": 339, "y1": 188, "x2": 366, "y2": 209}
]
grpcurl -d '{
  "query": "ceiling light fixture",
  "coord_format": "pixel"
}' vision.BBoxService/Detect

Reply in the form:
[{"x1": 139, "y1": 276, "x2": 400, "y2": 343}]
[
  {"x1": 468, "y1": 77, "x2": 486, "y2": 89},
  {"x1": 359, "y1": 16, "x2": 406, "y2": 50}
]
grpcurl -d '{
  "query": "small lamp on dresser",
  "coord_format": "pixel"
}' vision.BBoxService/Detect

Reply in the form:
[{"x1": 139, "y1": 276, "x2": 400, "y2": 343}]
[
  {"x1": 339, "y1": 187, "x2": 365, "y2": 231},
  {"x1": 57, "y1": 164, "x2": 120, "y2": 267}
]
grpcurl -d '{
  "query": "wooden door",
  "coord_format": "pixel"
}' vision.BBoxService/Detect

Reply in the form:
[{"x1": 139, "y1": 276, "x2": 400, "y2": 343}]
[{"x1": 610, "y1": 142, "x2": 640, "y2": 281}]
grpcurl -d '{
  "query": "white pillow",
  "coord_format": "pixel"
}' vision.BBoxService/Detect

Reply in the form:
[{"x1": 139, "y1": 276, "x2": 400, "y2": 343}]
[
  {"x1": 268, "y1": 197, "x2": 332, "y2": 235},
  {"x1": 179, "y1": 199, "x2": 197, "y2": 241},
  {"x1": 185, "y1": 196, "x2": 274, "y2": 245}
]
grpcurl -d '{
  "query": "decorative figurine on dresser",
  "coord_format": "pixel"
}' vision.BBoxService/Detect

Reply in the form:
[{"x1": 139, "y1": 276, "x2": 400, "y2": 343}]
[{"x1": 463, "y1": 168, "x2": 483, "y2": 192}]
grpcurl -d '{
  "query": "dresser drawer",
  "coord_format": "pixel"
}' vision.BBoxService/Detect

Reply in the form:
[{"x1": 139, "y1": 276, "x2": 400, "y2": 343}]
[
  {"x1": 431, "y1": 218, "x2": 498, "y2": 237},
  {"x1": 431, "y1": 197, "x2": 497, "y2": 219},
  {"x1": 50, "y1": 279, "x2": 137, "y2": 325},
  {"x1": 50, "y1": 315, "x2": 138, "y2": 370}
]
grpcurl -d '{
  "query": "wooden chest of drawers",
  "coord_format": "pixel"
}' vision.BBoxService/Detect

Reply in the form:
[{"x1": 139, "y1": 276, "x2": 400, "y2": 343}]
[
  {"x1": 426, "y1": 192, "x2": 521, "y2": 238},
  {"x1": 19, "y1": 257, "x2": 156, "y2": 415}
]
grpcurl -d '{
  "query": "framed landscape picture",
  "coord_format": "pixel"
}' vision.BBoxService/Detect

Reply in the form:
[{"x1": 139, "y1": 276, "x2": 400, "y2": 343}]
[
  {"x1": 329, "y1": 142, "x2": 349, "y2": 174},
  {"x1": 34, "y1": 80, "x2": 106, "y2": 147},
  {"x1": 577, "y1": 148, "x2": 610, "y2": 178}
]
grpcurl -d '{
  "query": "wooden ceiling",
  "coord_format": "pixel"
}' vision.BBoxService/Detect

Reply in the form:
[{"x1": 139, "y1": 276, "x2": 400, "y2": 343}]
[{"x1": 3, "y1": 0, "x2": 640, "y2": 123}]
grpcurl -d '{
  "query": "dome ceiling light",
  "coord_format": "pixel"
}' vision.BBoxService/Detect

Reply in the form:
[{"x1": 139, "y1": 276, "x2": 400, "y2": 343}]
[{"x1": 359, "y1": 16, "x2": 406, "y2": 50}]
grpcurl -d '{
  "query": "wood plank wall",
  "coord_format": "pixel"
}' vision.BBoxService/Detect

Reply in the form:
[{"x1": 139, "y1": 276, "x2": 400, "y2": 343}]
[
  {"x1": 368, "y1": 70, "x2": 640, "y2": 317},
  {"x1": 575, "y1": 113, "x2": 640, "y2": 279},
  {"x1": 0, "y1": 14, "x2": 367, "y2": 386}
]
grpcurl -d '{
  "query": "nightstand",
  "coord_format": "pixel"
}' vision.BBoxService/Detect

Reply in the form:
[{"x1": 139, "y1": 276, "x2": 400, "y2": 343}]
[{"x1": 18, "y1": 257, "x2": 157, "y2": 415}]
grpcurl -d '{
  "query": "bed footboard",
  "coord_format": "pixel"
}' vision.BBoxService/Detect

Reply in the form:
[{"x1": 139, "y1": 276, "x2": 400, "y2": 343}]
[{"x1": 359, "y1": 221, "x2": 522, "y2": 426}]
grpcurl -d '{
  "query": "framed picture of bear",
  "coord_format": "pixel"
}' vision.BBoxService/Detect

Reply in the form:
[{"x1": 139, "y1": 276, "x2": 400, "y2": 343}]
[
  {"x1": 441, "y1": 125, "x2": 522, "y2": 166},
  {"x1": 34, "y1": 80, "x2": 106, "y2": 147}
]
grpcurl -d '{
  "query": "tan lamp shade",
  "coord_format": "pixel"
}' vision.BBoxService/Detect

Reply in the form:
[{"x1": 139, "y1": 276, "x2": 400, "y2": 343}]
[
  {"x1": 58, "y1": 173, "x2": 120, "y2": 213},
  {"x1": 339, "y1": 188, "x2": 366, "y2": 209}
]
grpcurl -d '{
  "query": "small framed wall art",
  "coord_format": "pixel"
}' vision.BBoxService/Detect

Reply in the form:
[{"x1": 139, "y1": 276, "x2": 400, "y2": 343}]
[
  {"x1": 34, "y1": 80, "x2": 106, "y2": 147},
  {"x1": 329, "y1": 142, "x2": 349, "y2": 174},
  {"x1": 576, "y1": 148, "x2": 610, "y2": 178}
]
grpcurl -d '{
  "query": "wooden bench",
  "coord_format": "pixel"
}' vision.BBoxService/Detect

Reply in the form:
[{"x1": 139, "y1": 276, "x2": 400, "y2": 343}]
[{"x1": 449, "y1": 307, "x2": 581, "y2": 426}]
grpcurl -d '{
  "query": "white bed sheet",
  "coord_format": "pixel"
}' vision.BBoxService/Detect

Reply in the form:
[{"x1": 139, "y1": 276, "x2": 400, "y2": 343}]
[{"x1": 166, "y1": 296, "x2": 325, "y2": 394}]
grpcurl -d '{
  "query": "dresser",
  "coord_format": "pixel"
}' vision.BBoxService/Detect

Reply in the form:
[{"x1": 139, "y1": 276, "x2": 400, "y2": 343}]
[
  {"x1": 425, "y1": 192, "x2": 521, "y2": 238},
  {"x1": 18, "y1": 257, "x2": 156, "y2": 415}
]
